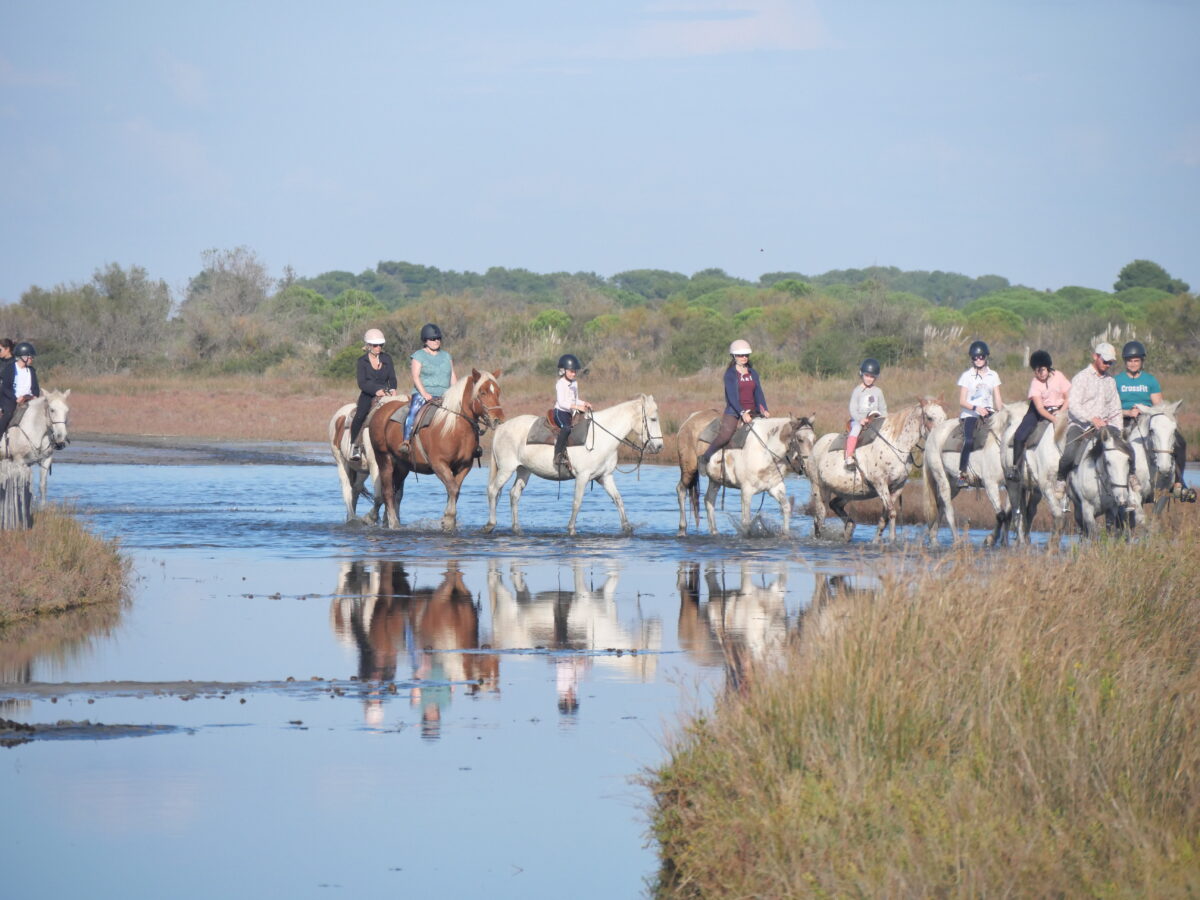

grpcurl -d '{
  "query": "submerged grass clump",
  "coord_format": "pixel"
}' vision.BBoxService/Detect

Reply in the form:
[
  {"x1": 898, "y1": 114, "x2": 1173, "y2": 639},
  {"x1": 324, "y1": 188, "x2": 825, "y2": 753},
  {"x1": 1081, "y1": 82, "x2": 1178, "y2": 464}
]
[
  {"x1": 0, "y1": 506, "x2": 129, "y2": 628},
  {"x1": 646, "y1": 511, "x2": 1200, "y2": 897}
]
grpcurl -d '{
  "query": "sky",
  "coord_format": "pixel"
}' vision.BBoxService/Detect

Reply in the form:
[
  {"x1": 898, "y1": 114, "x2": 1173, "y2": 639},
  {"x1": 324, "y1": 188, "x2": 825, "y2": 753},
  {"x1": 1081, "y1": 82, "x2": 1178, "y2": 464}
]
[{"x1": 1, "y1": 0, "x2": 1197, "y2": 304}]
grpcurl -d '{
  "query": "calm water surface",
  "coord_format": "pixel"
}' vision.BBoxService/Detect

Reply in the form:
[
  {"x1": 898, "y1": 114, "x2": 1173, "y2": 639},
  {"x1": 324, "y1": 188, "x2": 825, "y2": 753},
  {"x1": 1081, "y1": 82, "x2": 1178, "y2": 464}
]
[{"x1": 1, "y1": 453, "x2": 945, "y2": 898}]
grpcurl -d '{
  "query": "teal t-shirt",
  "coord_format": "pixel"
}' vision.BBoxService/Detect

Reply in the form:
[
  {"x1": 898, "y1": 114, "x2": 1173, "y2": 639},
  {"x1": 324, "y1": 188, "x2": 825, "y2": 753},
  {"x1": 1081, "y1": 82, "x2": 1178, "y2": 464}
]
[
  {"x1": 1113, "y1": 370, "x2": 1161, "y2": 410},
  {"x1": 411, "y1": 347, "x2": 453, "y2": 396}
]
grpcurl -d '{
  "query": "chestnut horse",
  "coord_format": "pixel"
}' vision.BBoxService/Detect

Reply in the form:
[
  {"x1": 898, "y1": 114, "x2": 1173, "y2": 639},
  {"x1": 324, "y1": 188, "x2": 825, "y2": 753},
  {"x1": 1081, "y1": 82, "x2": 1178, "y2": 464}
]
[{"x1": 372, "y1": 368, "x2": 503, "y2": 531}]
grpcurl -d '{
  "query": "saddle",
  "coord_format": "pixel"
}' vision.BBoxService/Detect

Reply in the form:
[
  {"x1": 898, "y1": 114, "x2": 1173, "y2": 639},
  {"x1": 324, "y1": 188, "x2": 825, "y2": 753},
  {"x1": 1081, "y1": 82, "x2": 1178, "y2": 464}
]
[
  {"x1": 1026, "y1": 419, "x2": 1051, "y2": 448},
  {"x1": 827, "y1": 417, "x2": 885, "y2": 453},
  {"x1": 696, "y1": 418, "x2": 755, "y2": 451},
  {"x1": 941, "y1": 415, "x2": 1000, "y2": 454},
  {"x1": 526, "y1": 411, "x2": 591, "y2": 447},
  {"x1": 387, "y1": 399, "x2": 440, "y2": 437}
]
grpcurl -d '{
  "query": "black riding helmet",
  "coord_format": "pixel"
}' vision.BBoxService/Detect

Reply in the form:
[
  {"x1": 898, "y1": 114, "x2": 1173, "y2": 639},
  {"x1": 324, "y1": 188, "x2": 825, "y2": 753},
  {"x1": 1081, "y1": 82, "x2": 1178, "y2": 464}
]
[
  {"x1": 420, "y1": 323, "x2": 443, "y2": 343},
  {"x1": 13, "y1": 341, "x2": 36, "y2": 358},
  {"x1": 1029, "y1": 350, "x2": 1053, "y2": 370},
  {"x1": 968, "y1": 340, "x2": 989, "y2": 359},
  {"x1": 557, "y1": 353, "x2": 582, "y2": 372},
  {"x1": 1122, "y1": 340, "x2": 1146, "y2": 360},
  {"x1": 860, "y1": 358, "x2": 881, "y2": 376}
]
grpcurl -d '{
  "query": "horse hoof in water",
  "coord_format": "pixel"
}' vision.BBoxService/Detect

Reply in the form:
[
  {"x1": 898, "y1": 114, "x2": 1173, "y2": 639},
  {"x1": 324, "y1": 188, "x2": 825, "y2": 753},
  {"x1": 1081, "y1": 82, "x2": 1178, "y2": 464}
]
[{"x1": 480, "y1": 523, "x2": 495, "y2": 534}]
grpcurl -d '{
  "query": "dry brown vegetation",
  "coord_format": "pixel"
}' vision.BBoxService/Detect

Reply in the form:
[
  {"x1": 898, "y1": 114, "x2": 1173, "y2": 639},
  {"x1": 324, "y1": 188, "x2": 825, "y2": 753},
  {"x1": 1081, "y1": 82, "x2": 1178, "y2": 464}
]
[
  {"x1": 647, "y1": 508, "x2": 1200, "y2": 897},
  {"x1": 0, "y1": 507, "x2": 129, "y2": 629}
]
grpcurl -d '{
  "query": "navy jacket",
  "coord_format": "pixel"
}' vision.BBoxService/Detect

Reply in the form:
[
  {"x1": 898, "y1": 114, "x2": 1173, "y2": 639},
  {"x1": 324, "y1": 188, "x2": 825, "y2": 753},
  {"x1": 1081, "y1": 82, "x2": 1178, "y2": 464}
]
[
  {"x1": 0, "y1": 360, "x2": 39, "y2": 408},
  {"x1": 722, "y1": 365, "x2": 767, "y2": 417}
]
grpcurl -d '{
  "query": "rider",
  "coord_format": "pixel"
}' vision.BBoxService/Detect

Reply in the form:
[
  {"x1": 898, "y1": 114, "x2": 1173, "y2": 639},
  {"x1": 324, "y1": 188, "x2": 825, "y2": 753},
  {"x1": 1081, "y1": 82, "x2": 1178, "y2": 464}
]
[
  {"x1": 1055, "y1": 341, "x2": 1122, "y2": 500},
  {"x1": 698, "y1": 339, "x2": 769, "y2": 468},
  {"x1": 0, "y1": 338, "x2": 13, "y2": 361},
  {"x1": 955, "y1": 340, "x2": 1002, "y2": 488},
  {"x1": 348, "y1": 328, "x2": 397, "y2": 461},
  {"x1": 403, "y1": 323, "x2": 457, "y2": 456},
  {"x1": 552, "y1": 353, "x2": 592, "y2": 471},
  {"x1": 1006, "y1": 349, "x2": 1071, "y2": 481},
  {"x1": 1114, "y1": 340, "x2": 1191, "y2": 499},
  {"x1": 0, "y1": 341, "x2": 41, "y2": 436},
  {"x1": 845, "y1": 358, "x2": 887, "y2": 468}
]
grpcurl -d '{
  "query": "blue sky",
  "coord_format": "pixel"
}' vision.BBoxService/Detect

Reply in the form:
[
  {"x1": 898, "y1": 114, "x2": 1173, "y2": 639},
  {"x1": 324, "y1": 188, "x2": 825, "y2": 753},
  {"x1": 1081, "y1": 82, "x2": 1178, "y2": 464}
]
[{"x1": 2, "y1": 0, "x2": 1197, "y2": 303}]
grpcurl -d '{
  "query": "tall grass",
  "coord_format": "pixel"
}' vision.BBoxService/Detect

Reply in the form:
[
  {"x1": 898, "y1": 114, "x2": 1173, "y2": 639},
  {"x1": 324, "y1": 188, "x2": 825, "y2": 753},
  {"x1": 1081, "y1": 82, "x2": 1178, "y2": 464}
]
[
  {"x1": 646, "y1": 510, "x2": 1200, "y2": 897},
  {"x1": 0, "y1": 507, "x2": 129, "y2": 628}
]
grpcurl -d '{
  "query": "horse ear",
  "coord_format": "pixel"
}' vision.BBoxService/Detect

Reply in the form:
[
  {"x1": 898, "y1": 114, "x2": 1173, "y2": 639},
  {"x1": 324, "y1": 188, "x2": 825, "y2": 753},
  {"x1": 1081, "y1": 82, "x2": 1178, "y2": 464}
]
[
  {"x1": 63, "y1": 388, "x2": 71, "y2": 398},
  {"x1": 492, "y1": 369, "x2": 502, "y2": 379},
  {"x1": 471, "y1": 368, "x2": 481, "y2": 380}
]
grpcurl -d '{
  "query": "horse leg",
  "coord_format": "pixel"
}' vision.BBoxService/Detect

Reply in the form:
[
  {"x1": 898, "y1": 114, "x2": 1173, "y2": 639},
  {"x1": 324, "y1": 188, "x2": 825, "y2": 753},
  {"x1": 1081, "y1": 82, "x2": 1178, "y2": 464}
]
[
  {"x1": 566, "y1": 474, "x2": 590, "y2": 536},
  {"x1": 376, "y1": 454, "x2": 401, "y2": 529},
  {"x1": 335, "y1": 453, "x2": 358, "y2": 522},
  {"x1": 389, "y1": 466, "x2": 408, "y2": 530},
  {"x1": 829, "y1": 495, "x2": 854, "y2": 542},
  {"x1": 676, "y1": 468, "x2": 697, "y2": 536},
  {"x1": 704, "y1": 479, "x2": 720, "y2": 535},
  {"x1": 982, "y1": 478, "x2": 1007, "y2": 548},
  {"x1": 599, "y1": 472, "x2": 632, "y2": 535},
  {"x1": 740, "y1": 486, "x2": 754, "y2": 535},
  {"x1": 438, "y1": 463, "x2": 471, "y2": 533},
  {"x1": 484, "y1": 455, "x2": 517, "y2": 534},
  {"x1": 769, "y1": 481, "x2": 789, "y2": 536},
  {"x1": 508, "y1": 466, "x2": 531, "y2": 535}
]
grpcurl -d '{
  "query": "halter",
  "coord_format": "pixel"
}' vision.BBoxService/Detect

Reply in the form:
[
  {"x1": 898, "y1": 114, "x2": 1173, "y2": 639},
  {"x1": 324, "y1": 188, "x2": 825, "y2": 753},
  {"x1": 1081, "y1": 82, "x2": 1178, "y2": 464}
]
[{"x1": 586, "y1": 396, "x2": 661, "y2": 474}]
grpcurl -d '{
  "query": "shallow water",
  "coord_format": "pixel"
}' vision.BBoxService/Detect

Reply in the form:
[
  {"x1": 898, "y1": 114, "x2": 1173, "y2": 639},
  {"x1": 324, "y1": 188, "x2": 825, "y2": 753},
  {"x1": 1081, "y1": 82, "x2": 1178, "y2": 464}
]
[{"x1": 0, "y1": 451, "x2": 1061, "y2": 897}]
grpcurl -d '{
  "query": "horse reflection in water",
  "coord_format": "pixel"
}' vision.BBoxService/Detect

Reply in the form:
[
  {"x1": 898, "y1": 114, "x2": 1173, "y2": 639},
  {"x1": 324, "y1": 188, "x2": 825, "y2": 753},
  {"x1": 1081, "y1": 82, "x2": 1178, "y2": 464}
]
[
  {"x1": 677, "y1": 562, "x2": 793, "y2": 693},
  {"x1": 330, "y1": 560, "x2": 498, "y2": 737},
  {"x1": 488, "y1": 561, "x2": 662, "y2": 717}
]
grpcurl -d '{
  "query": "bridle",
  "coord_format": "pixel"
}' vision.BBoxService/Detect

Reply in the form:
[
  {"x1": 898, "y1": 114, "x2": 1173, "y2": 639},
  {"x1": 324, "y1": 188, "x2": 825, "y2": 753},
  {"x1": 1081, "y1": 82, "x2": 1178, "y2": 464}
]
[{"x1": 586, "y1": 396, "x2": 662, "y2": 473}]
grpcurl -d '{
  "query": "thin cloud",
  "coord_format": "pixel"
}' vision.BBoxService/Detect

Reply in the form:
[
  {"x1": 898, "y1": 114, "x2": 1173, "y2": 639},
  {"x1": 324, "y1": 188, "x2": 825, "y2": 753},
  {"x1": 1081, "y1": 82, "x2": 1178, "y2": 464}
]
[
  {"x1": 157, "y1": 53, "x2": 211, "y2": 107},
  {"x1": 615, "y1": 0, "x2": 831, "y2": 58}
]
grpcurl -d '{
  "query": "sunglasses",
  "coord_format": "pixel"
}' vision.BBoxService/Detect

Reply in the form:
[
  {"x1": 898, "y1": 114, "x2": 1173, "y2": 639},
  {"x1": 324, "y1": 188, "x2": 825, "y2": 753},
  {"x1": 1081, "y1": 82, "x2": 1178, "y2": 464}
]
[{"x1": 972, "y1": 354, "x2": 986, "y2": 360}]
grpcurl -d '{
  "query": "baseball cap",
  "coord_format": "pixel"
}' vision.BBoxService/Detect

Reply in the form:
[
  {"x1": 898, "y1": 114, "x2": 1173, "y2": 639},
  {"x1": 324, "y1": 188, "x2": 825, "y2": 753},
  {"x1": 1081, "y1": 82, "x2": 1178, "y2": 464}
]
[{"x1": 1094, "y1": 342, "x2": 1117, "y2": 362}]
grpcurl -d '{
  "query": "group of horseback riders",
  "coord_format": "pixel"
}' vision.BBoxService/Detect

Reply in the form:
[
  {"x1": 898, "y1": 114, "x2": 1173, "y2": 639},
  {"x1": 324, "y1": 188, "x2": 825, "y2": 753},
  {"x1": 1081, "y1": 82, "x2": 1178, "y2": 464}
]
[{"x1": 343, "y1": 324, "x2": 1192, "y2": 502}]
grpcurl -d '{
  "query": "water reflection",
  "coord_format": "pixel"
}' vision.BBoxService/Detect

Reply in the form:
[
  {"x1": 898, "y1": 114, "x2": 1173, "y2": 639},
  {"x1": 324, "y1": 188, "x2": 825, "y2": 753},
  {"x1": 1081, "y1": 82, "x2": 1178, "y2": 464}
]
[
  {"x1": 677, "y1": 561, "x2": 793, "y2": 693},
  {"x1": 330, "y1": 560, "x2": 498, "y2": 737},
  {"x1": 488, "y1": 561, "x2": 663, "y2": 719}
]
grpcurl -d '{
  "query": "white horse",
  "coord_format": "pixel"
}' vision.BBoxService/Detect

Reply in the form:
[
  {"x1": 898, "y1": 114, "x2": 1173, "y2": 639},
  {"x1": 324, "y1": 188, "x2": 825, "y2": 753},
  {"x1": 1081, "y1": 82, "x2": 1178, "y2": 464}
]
[
  {"x1": 483, "y1": 394, "x2": 663, "y2": 536},
  {"x1": 1069, "y1": 427, "x2": 1141, "y2": 539},
  {"x1": 808, "y1": 399, "x2": 946, "y2": 542},
  {"x1": 1125, "y1": 401, "x2": 1182, "y2": 513},
  {"x1": 675, "y1": 413, "x2": 816, "y2": 536},
  {"x1": 328, "y1": 402, "x2": 386, "y2": 525},
  {"x1": 923, "y1": 404, "x2": 1014, "y2": 545},
  {"x1": 1002, "y1": 409, "x2": 1070, "y2": 547},
  {"x1": 1, "y1": 389, "x2": 70, "y2": 504}
]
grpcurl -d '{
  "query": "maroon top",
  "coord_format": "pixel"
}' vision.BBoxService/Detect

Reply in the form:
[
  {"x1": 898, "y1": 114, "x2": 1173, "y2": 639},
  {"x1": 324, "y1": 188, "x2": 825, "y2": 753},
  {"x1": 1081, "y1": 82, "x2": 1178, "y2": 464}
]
[{"x1": 737, "y1": 371, "x2": 757, "y2": 412}]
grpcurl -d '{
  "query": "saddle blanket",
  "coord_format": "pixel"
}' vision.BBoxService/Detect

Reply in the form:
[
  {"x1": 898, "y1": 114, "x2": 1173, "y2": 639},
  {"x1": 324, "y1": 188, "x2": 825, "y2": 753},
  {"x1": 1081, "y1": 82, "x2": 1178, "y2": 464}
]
[
  {"x1": 826, "y1": 417, "x2": 886, "y2": 454},
  {"x1": 1026, "y1": 419, "x2": 1050, "y2": 447},
  {"x1": 7, "y1": 403, "x2": 29, "y2": 430},
  {"x1": 387, "y1": 400, "x2": 438, "y2": 435},
  {"x1": 696, "y1": 418, "x2": 755, "y2": 450},
  {"x1": 526, "y1": 416, "x2": 592, "y2": 447},
  {"x1": 941, "y1": 416, "x2": 999, "y2": 454}
]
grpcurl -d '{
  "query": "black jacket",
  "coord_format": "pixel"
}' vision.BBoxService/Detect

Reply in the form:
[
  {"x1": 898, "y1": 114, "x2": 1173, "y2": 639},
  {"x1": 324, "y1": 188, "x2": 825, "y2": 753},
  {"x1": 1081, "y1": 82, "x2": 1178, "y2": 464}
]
[
  {"x1": 0, "y1": 360, "x2": 39, "y2": 408},
  {"x1": 356, "y1": 352, "x2": 398, "y2": 396}
]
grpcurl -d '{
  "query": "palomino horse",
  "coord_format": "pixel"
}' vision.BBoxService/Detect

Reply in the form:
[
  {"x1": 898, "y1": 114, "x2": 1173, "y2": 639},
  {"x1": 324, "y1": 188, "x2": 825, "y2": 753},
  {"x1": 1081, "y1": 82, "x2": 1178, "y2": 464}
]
[
  {"x1": 483, "y1": 394, "x2": 663, "y2": 536},
  {"x1": 807, "y1": 399, "x2": 946, "y2": 542},
  {"x1": 0, "y1": 389, "x2": 71, "y2": 504},
  {"x1": 330, "y1": 560, "x2": 499, "y2": 728},
  {"x1": 1068, "y1": 427, "x2": 1140, "y2": 539},
  {"x1": 674, "y1": 413, "x2": 815, "y2": 536},
  {"x1": 1125, "y1": 401, "x2": 1182, "y2": 513},
  {"x1": 1001, "y1": 407, "x2": 1070, "y2": 547},
  {"x1": 330, "y1": 368, "x2": 503, "y2": 530},
  {"x1": 923, "y1": 404, "x2": 1015, "y2": 546}
]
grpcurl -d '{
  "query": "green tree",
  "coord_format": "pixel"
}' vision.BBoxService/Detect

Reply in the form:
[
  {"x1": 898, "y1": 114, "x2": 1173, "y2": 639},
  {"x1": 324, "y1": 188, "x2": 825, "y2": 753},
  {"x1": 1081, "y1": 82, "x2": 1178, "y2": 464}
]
[{"x1": 1114, "y1": 259, "x2": 1189, "y2": 294}]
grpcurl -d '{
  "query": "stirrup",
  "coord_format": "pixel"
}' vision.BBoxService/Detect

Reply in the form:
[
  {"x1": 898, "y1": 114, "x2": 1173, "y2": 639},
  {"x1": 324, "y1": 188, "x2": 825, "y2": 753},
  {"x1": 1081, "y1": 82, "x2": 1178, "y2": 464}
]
[
  {"x1": 399, "y1": 439, "x2": 411, "y2": 455},
  {"x1": 349, "y1": 443, "x2": 363, "y2": 461},
  {"x1": 843, "y1": 456, "x2": 856, "y2": 469}
]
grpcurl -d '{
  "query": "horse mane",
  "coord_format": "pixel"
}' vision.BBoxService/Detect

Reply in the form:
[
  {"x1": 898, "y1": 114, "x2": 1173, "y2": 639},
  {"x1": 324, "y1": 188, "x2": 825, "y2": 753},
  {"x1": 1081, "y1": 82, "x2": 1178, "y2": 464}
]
[
  {"x1": 881, "y1": 401, "x2": 918, "y2": 438},
  {"x1": 430, "y1": 370, "x2": 488, "y2": 438}
]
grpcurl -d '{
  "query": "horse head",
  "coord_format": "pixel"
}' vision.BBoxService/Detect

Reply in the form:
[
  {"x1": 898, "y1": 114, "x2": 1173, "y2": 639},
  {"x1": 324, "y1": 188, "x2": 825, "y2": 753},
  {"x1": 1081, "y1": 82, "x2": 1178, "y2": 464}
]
[
  {"x1": 638, "y1": 394, "x2": 665, "y2": 455},
  {"x1": 1138, "y1": 400, "x2": 1180, "y2": 492},
  {"x1": 468, "y1": 369, "x2": 505, "y2": 430},
  {"x1": 1098, "y1": 427, "x2": 1141, "y2": 512},
  {"x1": 783, "y1": 414, "x2": 817, "y2": 475},
  {"x1": 44, "y1": 388, "x2": 71, "y2": 450},
  {"x1": 918, "y1": 397, "x2": 947, "y2": 434}
]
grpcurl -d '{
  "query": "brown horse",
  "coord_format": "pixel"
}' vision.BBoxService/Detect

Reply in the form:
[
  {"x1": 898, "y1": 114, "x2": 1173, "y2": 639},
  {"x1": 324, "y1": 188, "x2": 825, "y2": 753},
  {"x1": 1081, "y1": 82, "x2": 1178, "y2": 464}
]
[{"x1": 366, "y1": 368, "x2": 503, "y2": 531}]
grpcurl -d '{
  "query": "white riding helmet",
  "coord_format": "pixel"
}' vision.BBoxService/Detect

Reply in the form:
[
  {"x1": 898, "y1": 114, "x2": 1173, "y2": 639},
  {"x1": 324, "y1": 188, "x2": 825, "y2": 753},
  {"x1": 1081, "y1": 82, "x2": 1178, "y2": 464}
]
[
  {"x1": 363, "y1": 328, "x2": 386, "y2": 345},
  {"x1": 729, "y1": 339, "x2": 752, "y2": 356}
]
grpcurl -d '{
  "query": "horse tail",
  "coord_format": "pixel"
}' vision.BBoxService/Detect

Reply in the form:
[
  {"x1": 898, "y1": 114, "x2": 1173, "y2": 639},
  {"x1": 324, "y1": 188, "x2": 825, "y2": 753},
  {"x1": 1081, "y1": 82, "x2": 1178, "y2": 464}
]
[{"x1": 689, "y1": 470, "x2": 700, "y2": 528}]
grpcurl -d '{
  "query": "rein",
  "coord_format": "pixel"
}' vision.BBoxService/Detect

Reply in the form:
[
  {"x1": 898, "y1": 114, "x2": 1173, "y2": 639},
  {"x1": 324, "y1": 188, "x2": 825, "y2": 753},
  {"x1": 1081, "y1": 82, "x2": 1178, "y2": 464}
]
[{"x1": 585, "y1": 399, "x2": 660, "y2": 475}]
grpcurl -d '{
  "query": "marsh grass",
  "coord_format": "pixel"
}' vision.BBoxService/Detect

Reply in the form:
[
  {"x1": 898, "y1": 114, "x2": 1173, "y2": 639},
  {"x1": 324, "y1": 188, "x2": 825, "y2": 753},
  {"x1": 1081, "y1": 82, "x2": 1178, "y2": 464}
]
[
  {"x1": 0, "y1": 506, "x2": 129, "y2": 629},
  {"x1": 646, "y1": 508, "x2": 1200, "y2": 897}
]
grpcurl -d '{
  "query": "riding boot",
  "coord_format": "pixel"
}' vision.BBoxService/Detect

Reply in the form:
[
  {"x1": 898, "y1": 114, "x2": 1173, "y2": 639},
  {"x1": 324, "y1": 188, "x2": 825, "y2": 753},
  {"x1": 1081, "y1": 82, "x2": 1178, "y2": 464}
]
[
  {"x1": 843, "y1": 435, "x2": 858, "y2": 468},
  {"x1": 349, "y1": 443, "x2": 362, "y2": 462}
]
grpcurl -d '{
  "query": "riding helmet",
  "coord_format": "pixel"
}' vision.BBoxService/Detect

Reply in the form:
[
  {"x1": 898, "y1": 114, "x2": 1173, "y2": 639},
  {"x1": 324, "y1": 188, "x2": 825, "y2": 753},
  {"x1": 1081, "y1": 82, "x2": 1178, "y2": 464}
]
[
  {"x1": 363, "y1": 328, "x2": 386, "y2": 345},
  {"x1": 1029, "y1": 350, "x2": 1053, "y2": 370},
  {"x1": 968, "y1": 340, "x2": 990, "y2": 359},
  {"x1": 860, "y1": 358, "x2": 881, "y2": 376},
  {"x1": 1122, "y1": 340, "x2": 1146, "y2": 360},
  {"x1": 729, "y1": 339, "x2": 753, "y2": 356},
  {"x1": 557, "y1": 353, "x2": 582, "y2": 372},
  {"x1": 420, "y1": 323, "x2": 443, "y2": 343},
  {"x1": 13, "y1": 341, "x2": 36, "y2": 358}
]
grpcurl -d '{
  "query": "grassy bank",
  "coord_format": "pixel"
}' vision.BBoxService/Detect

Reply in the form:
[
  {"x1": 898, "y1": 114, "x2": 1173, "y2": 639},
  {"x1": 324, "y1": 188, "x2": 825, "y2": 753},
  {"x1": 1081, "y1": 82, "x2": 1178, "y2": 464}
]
[
  {"x1": 0, "y1": 507, "x2": 129, "y2": 629},
  {"x1": 646, "y1": 511, "x2": 1200, "y2": 896}
]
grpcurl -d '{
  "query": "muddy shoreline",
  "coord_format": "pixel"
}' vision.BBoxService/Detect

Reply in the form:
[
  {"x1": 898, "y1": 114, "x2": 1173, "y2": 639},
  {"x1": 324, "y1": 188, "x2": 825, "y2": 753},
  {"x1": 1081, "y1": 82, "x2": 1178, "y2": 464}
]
[{"x1": 58, "y1": 432, "x2": 332, "y2": 466}]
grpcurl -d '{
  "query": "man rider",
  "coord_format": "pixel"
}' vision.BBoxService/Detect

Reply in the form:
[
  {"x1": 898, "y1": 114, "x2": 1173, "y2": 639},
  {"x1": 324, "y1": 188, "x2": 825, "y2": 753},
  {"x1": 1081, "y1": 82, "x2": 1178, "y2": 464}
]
[
  {"x1": 1114, "y1": 340, "x2": 1191, "y2": 500},
  {"x1": 1055, "y1": 341, "x2": 1122, "y2": 502}
]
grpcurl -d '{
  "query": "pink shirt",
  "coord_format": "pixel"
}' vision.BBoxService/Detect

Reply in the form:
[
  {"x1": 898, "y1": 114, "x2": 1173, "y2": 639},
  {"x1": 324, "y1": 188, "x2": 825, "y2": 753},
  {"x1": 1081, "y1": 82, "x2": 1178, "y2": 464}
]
[{"x1": 1027, "y1": 370, "x2": 1070, "y2": 410}]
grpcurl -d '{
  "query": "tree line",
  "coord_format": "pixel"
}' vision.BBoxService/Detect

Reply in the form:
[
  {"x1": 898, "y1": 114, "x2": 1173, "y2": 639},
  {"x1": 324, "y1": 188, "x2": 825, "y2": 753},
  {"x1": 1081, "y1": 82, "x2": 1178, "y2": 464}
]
[{"x1": 1, "y1": 250, "x2": 1194, "y2": 379}]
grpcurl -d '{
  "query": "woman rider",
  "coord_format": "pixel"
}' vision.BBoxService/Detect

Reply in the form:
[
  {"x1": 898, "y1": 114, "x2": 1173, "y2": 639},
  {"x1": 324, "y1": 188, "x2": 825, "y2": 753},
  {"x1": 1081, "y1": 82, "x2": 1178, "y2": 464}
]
[
  {"x1": 402, "y1": 323, "x2": 457, "y2": 455},
  {"x1": 1007, "y1": 349, "x2": 1070, "y2": 481},
  {"x1": 698, "y1": 339, "x2": 769, "y2": 468},
  {"x1": 348, "y1": 329, "x2": 397, "y2": 461},
  {"x1": 0, "y1": 340, "x2": 40, "y2": 437}
]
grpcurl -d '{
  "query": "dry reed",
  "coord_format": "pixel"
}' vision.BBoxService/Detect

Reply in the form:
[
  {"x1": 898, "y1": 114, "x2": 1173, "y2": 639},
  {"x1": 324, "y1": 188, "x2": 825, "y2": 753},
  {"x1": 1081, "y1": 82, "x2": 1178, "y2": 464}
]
[{"x1": 647, "y1": 508, "x2": 1200, "y2": 897}]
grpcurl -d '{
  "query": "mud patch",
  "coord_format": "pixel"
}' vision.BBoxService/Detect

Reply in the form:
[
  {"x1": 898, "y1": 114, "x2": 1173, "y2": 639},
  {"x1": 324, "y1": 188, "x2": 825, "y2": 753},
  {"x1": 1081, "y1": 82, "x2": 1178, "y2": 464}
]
[{"x1": 0, "y1": 717, "x2": 182, "y2": 747}]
